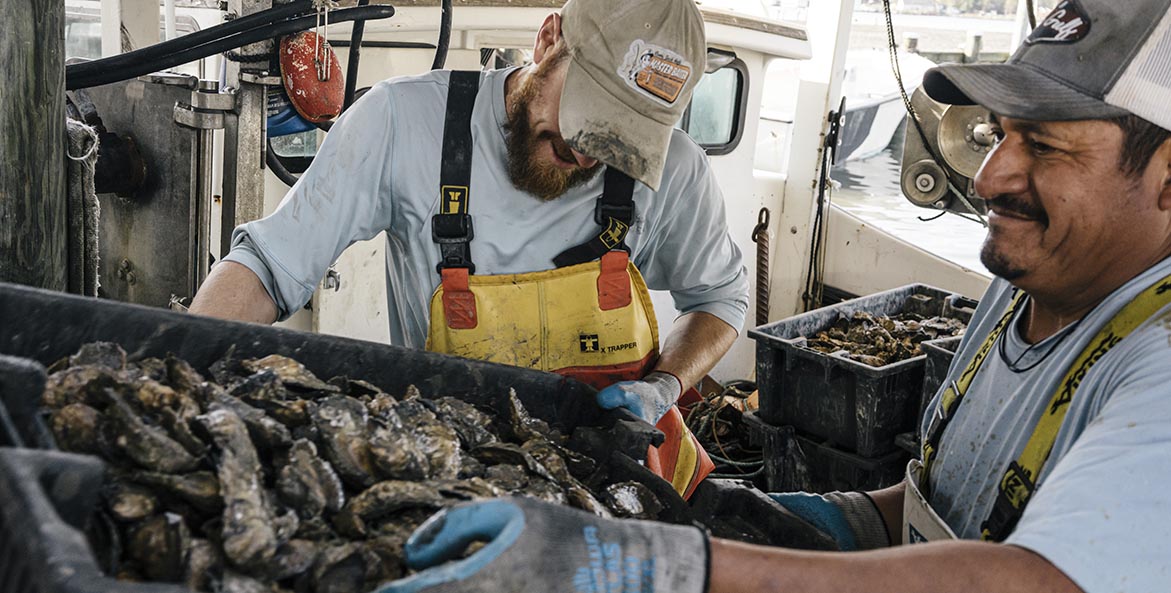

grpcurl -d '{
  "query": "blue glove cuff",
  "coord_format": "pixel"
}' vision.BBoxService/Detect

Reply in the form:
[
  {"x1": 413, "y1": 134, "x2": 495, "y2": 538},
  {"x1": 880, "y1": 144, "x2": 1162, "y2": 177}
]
[{"x1": 768, "y1": 492, "x2": 859, "y2": 550}]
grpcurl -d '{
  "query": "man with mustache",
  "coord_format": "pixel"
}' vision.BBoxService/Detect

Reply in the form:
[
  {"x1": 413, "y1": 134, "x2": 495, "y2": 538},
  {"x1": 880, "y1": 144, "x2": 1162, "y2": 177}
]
[
  {"x1": 190, "y1": 0, "x2": 747, "y2": 496},
  {"x1": 373, "y1": 1, "x2": 1171, "y2": 592}
]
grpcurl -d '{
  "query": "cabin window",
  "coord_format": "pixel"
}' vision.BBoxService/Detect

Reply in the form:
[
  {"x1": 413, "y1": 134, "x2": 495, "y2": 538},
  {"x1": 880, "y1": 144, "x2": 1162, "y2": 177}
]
[
  {"x1": 677, "y1": 58, "x2": 747, "y2": 156},
  {"x1": 271, "y1": 132, "x2": 318, "y2": 174}
]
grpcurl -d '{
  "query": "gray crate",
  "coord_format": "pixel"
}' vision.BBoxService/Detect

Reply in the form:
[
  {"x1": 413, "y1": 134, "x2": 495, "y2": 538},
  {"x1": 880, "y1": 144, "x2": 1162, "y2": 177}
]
[
  {"x1": 919, "y1": 335, "x2": 963, "y2": 435},
  {"x1": 745, "y1": 413, "x2": 908, "y2": 493},
  {"x1": 749, "y1": 284, "x2": 976, "y2": 456}
]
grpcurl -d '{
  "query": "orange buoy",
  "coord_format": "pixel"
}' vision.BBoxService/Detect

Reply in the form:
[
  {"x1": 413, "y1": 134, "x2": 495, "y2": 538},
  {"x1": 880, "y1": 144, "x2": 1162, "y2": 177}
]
[{"x1": 279, "y1": 31, "x2": 344, "y2": 123}]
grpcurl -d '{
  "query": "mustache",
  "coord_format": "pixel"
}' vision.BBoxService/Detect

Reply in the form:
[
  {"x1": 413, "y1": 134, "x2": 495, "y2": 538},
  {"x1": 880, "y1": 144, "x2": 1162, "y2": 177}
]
[{"x1": 988, "y1": 194, "x2": 1049, "y2": 225}]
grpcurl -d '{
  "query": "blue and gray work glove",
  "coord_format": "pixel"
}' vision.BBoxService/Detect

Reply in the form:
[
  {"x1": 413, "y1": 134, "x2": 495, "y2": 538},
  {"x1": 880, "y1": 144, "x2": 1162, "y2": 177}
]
[
  {"x1": 375, "y1": 497, "x2": 709, "y2": 593},
  {"x1": 768, "y1": 491, "x2": 891, "y2": 551},
  {"x1": 595, "y1": 371, "x2": 682, "y2": 425}
]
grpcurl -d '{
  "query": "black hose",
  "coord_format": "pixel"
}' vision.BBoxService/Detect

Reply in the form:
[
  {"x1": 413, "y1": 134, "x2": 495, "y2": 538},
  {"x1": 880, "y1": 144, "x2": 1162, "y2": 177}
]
[
  {"x1": 430, "y1": 0, "x2": 453, "y2": 70},
  {"x1": 329, "y1": 40, "x2": 437, "y2": 49},
  {"x1": 343, "y1": 0, "x2": 371, "y2": 109},
  {"x1": 68, "y1": 1, "x2": 314, "y2": 85},
  {"x1": 266, "y1": 140, "x2": 302, "y2": 187},
  {"x1": 67, "y1": 5, "x2": 396, "y2": 90}
]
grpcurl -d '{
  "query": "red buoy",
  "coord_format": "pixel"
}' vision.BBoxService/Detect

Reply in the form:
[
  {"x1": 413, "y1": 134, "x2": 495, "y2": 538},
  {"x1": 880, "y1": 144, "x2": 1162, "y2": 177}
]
[{"x1": 279, "y1": 30, "x2": 344, "y2": 123}]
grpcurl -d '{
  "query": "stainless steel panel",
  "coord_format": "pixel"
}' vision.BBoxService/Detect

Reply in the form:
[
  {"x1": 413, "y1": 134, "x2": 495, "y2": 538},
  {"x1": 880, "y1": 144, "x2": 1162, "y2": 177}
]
[{"x1": 87, "y1": 75, "x2": 202, "y2": 308}]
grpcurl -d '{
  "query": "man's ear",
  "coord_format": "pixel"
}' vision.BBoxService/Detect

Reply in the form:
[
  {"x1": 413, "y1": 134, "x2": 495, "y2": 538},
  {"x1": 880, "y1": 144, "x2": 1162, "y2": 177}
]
[
  {"x1": 1159, "y1": 138, "x2": 1171, "y2": 211},
  {"x1": 533, "y1": 13, "x2": 562, "y2": 64}
]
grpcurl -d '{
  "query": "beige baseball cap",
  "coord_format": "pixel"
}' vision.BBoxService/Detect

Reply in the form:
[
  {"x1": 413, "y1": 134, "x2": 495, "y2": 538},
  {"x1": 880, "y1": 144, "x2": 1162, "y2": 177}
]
[{"x1": 559, "y1": 0, "x2": 707, "y2": 191}]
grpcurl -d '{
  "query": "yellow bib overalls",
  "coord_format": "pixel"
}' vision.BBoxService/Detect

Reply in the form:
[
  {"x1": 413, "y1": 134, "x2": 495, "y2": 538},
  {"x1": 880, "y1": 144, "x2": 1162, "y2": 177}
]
[{"x1": 424, "y1": 72, "x2": 713, "y2": 499}]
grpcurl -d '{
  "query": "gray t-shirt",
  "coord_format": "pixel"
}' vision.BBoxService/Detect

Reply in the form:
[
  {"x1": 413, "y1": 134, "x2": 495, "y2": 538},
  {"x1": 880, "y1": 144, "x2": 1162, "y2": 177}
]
[
  {"x1": 225, "y1": 68, "x2": 748, "y2": 348},
  {"x1": 923, "y1": 257, "x2": 1171, "y2": 593}
]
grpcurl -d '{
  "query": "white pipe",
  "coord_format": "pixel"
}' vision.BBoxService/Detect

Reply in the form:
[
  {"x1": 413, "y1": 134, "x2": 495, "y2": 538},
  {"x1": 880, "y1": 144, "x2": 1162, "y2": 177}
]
[
  {"x1": 1010, "y1": 0, "x2": 1032, "y2": 50},
  {"x1": 164, "y1": 0, "x2": 178, "y2": 41}
]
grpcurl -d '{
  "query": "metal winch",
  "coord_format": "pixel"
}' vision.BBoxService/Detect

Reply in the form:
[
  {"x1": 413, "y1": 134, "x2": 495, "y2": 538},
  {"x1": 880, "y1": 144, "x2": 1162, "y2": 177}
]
[{"x1": 900, "y1": 86, "x2": 996, "y2": 215}]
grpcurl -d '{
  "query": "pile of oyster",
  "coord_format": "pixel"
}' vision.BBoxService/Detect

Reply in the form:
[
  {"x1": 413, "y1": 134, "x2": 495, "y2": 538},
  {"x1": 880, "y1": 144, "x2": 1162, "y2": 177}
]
[
  {"x1": 42, "y1": 343, "x2": 662, "y2": 593},
  {"x1": 805, "y1": 311, "x2": 966, "y2": 367}
]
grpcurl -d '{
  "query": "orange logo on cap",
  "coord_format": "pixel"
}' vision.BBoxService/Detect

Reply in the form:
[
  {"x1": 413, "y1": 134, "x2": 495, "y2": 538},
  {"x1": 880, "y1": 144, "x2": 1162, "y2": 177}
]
[{"x1": 635, "y1": 55, "x2": 690, "y2": 104}]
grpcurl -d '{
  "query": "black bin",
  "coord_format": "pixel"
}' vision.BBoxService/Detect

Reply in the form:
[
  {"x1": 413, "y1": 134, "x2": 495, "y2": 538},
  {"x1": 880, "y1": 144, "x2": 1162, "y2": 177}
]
[
  {"x1": 0, "y1": 282, "x2": 637, "y2": 452},
  {"x1": 0, "y1": 283, "x2": 688, "y2": 593},
  {"x1": 745, "y1": 413, "x2": 907, "y2": 493},
  {"x1": 0, "y1": 282, "x2": 842, "y2": 592},
  {"x1": 919, "y1": 335, "x2": 963, "y2": 434},
  {"x1": 748, "y1": 284, "x2": 975, "y2": 457}
]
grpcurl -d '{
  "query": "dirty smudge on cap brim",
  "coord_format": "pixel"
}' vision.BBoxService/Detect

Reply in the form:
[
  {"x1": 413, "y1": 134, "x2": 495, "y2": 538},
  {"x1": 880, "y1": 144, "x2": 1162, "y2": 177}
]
[{"x1": 559, "y1": 54, "x2": 664, "y2": 190}]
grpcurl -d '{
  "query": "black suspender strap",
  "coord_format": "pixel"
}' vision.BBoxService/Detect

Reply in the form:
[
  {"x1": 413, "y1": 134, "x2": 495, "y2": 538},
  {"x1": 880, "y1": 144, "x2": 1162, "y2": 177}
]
[
  {"x1": 432, "y1": 70, "x2": 480, "y2": 274},
  {"x1": 553, "y1": 167, "x2": 637, "y2": 268}
]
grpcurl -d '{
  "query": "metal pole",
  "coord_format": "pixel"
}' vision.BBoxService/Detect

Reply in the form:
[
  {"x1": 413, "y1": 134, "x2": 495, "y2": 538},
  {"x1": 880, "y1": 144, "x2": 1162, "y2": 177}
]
[
  {"x1": 101, "y1": 0, "x2": 160, "y2": 56},
  {"x1": 221, "y1": 0, "x2": 273, "y2": 256},
  {"x1": 1010, "y1": 0, "x2": 1033, "y2": 50},
  {"x1": 0, "y1": 0, "x2": 67, "y2": 290},
  {"x1": 772, "y1": 0, "x2": 855, "y2": 319},
  {"x1": 964, "y1": 31, "x2": 983, "y2": 64},
  {"x1": 164, "y1": 0, "x2": 178, "y2": 41}
]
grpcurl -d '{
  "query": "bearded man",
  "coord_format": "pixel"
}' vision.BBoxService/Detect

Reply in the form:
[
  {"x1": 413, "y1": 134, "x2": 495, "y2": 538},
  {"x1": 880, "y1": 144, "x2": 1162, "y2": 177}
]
[{"x1": 190, "y1": 0, "x2": 748, "y2": 495}]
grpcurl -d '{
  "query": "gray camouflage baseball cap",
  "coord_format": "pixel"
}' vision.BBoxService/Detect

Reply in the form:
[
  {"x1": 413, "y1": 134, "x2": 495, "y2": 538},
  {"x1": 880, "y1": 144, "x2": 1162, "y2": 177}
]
[
  {"x1": 923, "y1": 0, "x2": 1171, "y2": 132},
  {"x1": 559, "y1": 0, "x2": 707, "y2": 191}
]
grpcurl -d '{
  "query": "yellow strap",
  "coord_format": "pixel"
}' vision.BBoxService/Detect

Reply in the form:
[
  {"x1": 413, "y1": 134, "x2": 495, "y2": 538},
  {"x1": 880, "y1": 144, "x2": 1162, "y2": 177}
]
[
  {"x1": 921, "y1": 291, "x2": 1026, "y2": 473},
  {"x1": 984, "y1": 273, "x2": 1171, "y2": 534},
  {"x1": 916, "y1": 274, "x2": 1171, "y2": 540},
  {"x1": 671, "y1": 423, "x2": 700, "y2": 494}
]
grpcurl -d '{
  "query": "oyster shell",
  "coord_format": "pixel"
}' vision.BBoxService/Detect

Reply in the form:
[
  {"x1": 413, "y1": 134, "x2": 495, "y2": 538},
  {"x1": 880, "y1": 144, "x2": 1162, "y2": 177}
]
[
  {"x1": 128, "y1": 512, "x2": 191, "y2": 582},
  {"x1": 276, "y1": 439, "x2": 346, "y2": 518},
  {"x1": 312, "y1": 396, "x2": 377, "y2": 489},
  {"x1": 243, "y1": 355, "x2": 339, "y2": 393},
  {"x1": 126, "y1": 469, "x2": 222, "y2": 515},
  {"x1": 105, "y1": 480, "x2": 159, "y2": 522},
  {"x1": 50, "y1": 402, "x2": 102, "y2": 454},
  {"x1": 100, "y1": 389, "x2": 200, "y2": 473},
  {"x1": 196, "y1": 408, "x2": 278, "y2": 571},
  {"x1": 69, "y1": 341, "x2": 127, "y2": 370},
  {"x1": 601, "y1": 481, "x2": 664, "y2": 520}
]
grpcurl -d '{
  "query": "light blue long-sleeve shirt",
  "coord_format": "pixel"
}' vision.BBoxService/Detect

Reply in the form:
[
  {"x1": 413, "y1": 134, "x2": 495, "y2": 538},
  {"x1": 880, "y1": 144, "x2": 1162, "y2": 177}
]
[{"x1": 224, "y1": 67, "x2": 748, "y2": 349}]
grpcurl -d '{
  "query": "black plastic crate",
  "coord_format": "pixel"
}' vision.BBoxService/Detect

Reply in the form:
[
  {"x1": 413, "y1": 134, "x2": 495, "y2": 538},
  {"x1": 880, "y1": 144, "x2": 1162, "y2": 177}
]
[
  {"x1": 0, "y1": 282, "x2": 667, "y2": 458},
  {"x1": 0, "y1": 282, "x2": 851, "y2": 591},
  {"x1": 0, "y1": 282, "x2": 705, "y2": 592},
  {"x1": 744, "y1": 413, "x2": 907, "y2": 493},
  {"x1": 748, "y1": 284, "x2": 976, "y2": 456},
  {"x1": 919, "y1": 335, "x2": 963, "y2": 434},
  {"x1": 0, "y1": 355, "x2": 48, "y2": 448}
]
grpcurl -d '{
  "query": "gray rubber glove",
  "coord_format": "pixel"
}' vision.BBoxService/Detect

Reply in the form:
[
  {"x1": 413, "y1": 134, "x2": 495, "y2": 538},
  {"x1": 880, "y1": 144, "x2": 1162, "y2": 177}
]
[
  {"x1": 375, "y1": 497, "x2": 709, "y2": 593},
  {"x1": 595, "y1": 371, "x2": 682, "y2": 425},
  {"x1": 768, "y1": 491, "x2": 891, "y2": 550}
]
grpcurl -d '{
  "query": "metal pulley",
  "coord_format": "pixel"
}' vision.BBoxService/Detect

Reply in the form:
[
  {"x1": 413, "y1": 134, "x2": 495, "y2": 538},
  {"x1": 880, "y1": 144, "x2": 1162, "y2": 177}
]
[
  {"x1": 937, "y1": 105, "x2": 996, "y2": 179},
  {"x1": 901, "y1": 158, "x2": 949, "y2": 208}
]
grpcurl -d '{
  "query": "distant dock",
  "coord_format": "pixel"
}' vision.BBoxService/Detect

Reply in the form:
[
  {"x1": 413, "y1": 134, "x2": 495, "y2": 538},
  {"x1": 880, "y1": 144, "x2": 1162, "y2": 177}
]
[{"x1": 850, "y1": 11, "x2": 1018, "y2": 63}]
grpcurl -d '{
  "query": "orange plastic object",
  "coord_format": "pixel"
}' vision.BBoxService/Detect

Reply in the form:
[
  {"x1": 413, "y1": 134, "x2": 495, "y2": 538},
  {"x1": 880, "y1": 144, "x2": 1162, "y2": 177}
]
[{"x1": 279, "y1": 31, "x2": 344, "y2": 123}]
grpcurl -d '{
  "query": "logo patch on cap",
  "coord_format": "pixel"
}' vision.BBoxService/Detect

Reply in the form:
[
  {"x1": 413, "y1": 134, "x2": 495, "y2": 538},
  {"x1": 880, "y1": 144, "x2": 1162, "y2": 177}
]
[
  {"x1": 617, "y1": 40, "x2": 693, "y2": 105},
  {"x1": 1026, "y1": 0, "x2": 1091, "y2": 45}
]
